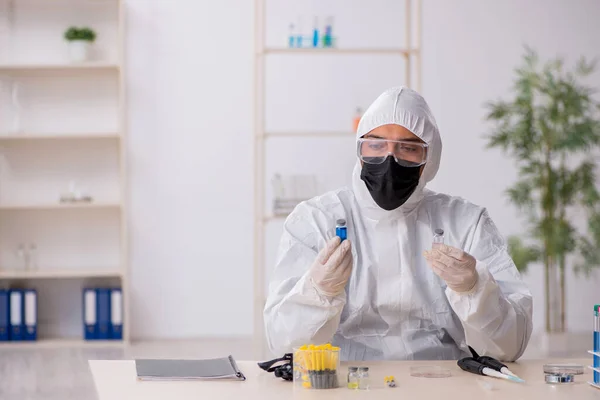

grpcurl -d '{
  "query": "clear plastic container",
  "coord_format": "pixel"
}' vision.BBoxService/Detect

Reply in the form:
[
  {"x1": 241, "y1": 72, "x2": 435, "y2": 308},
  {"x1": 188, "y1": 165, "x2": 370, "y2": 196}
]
[
  {"x1": 543, "y1": 363, "x2": 584, "y2": 384},
  {"x1": 293, "y1": 345, "x2": 340, "y2": 390},
  {"x1": 543, "y1": 364, "x2": 584, "y2": 375}
]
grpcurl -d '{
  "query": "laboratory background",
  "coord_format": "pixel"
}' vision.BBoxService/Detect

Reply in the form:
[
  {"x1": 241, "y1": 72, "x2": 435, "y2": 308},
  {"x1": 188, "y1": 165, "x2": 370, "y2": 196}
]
[{"x1": 0, "y1": 0, "x2": 599, "y2": 398}]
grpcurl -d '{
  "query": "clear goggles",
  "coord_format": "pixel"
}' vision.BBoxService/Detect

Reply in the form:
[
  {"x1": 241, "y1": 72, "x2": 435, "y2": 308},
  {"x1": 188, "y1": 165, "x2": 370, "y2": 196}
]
[{"x1": 357, "y1": 138, "x2": 429, "y2": 167}]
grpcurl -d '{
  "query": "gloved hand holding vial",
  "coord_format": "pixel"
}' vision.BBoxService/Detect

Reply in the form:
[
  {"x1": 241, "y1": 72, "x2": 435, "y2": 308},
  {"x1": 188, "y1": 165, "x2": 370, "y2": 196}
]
[
  {"x1": 307, "y1": 236, "x2": 353, "y2": 297},
  {"x1": 424, "y1": 240, "x2": 478, "y2": 293}
]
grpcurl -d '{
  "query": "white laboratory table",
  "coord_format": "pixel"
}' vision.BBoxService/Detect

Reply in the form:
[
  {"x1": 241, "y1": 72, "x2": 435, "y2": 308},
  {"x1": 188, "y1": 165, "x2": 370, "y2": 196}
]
[{"x1": 89, "y1": 358, "x2": 599, "y2": 400}]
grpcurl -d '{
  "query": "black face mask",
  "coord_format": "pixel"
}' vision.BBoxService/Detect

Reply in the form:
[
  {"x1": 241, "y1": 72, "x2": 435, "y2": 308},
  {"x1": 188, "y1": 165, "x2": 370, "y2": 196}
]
[{"x1": 360, "y1": 156, "x2": 421, "y2": 211}]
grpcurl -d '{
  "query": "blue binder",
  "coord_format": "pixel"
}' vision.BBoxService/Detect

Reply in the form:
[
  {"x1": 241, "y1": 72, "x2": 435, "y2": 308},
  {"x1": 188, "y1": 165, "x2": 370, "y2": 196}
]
[
  {"x1": 110, "y1": 288, "x2": 123, "y2": 340},
  {"x1": 0, "y1": 290, "x2": 8, "y2": 341},
  {"x1": 23, "y1": 289, "x2": 37, "y2": 341},
  {"x1": 96, "y1": 288, "x2": 111, "y2": 340},
  {"x1": 83, "y1": 288, "x2": 97, "y2": 340},
  {"x1": 9, "y1": 289, "x2": 24, "y2": 341}
]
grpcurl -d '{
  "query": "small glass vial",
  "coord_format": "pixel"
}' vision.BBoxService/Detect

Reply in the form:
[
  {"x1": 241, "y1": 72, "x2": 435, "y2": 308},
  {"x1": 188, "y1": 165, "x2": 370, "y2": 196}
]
[
  {"x1": 347, "y1": 366, "x2": 359, "y2": 390},
  {"x1": 288, "y1": 24, "x2": 295, "y2": 48},
  {"x1": 358, "y1": 367, "x2": 370, "y2": 390},
  {"x1": 28, "y1": 243, "x2": 38, "y2": 270},
  {"x1": 336, "y1": 219, "x2": 347, "y2": 242},
  {"x1": 432, "y1": 228, "x2": 445, "y2": 249},
  {"x1": 16, "y1": 244, "x2": 27, "y2": 270}
]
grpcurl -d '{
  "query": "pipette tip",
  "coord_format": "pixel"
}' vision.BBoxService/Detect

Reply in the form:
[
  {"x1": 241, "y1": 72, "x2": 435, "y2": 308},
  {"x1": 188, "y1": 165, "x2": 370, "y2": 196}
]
[
  {"x1": 501, "y1": 367, "x2": 523, "y2": 381},
  {"x1": 485, "y1": 368, "x2": 525, "y2": 383},
  {"x1": 507, "y1": 375, "x2": 525, "y2": 383}
]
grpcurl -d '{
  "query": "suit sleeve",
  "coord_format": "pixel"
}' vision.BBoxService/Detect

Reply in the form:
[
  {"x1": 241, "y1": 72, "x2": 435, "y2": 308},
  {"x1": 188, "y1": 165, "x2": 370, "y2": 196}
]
[
  {"x1": 263, "y1": 204, "x2": 346, "y2": 355},
  {"x1": 445, "y1": 210, "x2": 533, "y2": 361}
]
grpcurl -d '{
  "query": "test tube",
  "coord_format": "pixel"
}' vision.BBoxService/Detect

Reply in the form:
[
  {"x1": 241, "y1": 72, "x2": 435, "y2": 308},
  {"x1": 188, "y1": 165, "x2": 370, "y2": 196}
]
[
  {"x1": 432, "y1": 228, "x2": 444, "y2": 249},
  {"x1": 336, "y1": 219, "x2": 347, "y2": 242},
  {"x1": 312, "y1": 17, "x2": 319, "y2": 47},
  {"x1": 595, "y1": 304, "x2": 599, "y2": 384},
  {"x1": 288, "y1": 24, "x2": 295, "y2": 48},
  {"x1": 323, "y1": 16, "x2": 333, "y2": 47}
]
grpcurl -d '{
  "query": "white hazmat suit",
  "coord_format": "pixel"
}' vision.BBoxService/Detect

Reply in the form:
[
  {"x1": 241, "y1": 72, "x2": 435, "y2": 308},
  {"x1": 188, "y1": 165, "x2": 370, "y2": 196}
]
[{"x1": 264, "y1": 86, "x2": 533, "y2": 361}]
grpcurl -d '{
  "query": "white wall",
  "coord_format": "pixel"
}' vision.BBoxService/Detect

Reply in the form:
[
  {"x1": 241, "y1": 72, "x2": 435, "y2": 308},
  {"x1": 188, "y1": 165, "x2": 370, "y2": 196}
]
[
  {"x1": 126, "y1": 0, "x2": 600, "y2": 339},
  {"x1": 126, "y1": 0, "x2": 254, "y2": 338}
]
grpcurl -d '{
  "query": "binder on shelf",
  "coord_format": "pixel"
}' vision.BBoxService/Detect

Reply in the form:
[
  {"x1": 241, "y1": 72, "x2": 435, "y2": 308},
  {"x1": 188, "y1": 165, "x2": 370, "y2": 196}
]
[
  {"x1": 9, "y1": 289, "x2": 24, "y2": 340},
  {"x1": 110, "y1": 288, "x2": 123, "y2": 340},
  {"x1": 83, "y1": 288, "x2": 97, "y2": 340},
  {"x1": 23, "y1": 289, "x2": 37, "y2": 341},
  {"x1": 0, "y1": 290, "x2": 9, "y2": 341},
  {"x1": 96, "y1": 288, "x2": 111, "y2": 340}
]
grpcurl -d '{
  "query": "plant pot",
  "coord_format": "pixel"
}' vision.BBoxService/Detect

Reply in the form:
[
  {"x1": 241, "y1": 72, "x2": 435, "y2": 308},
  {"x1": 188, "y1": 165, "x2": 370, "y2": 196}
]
[{"x1": 68, "y1": 40, "x2": 92, "y2": 63}]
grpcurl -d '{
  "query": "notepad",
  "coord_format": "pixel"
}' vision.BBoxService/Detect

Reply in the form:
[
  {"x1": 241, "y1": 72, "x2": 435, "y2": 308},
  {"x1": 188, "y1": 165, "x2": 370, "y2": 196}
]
[{"x1": 135, "y1": 355, "x2": 246, "y2": 381}]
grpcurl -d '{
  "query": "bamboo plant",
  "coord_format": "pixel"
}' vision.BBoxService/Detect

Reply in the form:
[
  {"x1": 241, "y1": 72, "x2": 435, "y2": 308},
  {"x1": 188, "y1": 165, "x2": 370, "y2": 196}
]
[{"x1": 485, "y1": 47, "x2": 600, "y2": 333}]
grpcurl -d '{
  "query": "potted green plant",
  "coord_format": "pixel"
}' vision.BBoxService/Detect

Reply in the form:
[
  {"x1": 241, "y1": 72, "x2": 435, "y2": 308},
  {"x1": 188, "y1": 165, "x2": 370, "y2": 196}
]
[
  {"x1": 485, "y1": 47, "x2": 600, "y2": 347},
  {"x1": 64, "y1": 26, "x2": 96, "y2": 62}
]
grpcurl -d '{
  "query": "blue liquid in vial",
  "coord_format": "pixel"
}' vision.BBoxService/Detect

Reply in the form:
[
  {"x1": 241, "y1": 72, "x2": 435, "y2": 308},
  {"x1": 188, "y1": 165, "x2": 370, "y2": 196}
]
[
  {"x1": 336, "y1": 226, "x2": 347, "y2": 242},
  {"x1": 594, "y1": 330, "x2": 599, "y2": 383}
]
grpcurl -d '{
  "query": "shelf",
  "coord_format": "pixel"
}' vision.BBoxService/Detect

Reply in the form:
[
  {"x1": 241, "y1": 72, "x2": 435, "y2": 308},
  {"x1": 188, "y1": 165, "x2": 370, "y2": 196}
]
[
  {"x1": 0, "y1": 268, "x2": 123, "y2": 279},
  {"x1": 0, "y1": 62, "x2": 120, "y2": 74},
  {"x1": 0, "y1": 338, "x2": 126, "y2": 349},
  {"x1": 263, "y1": 48, "x2": 412, "y2": 55},
  {"x1": 262, "y1": 131, "x2": 354, "y2": 138},
  {"x1": 0, "y1": 202, "x2": 121, "y2": 211},
  {"x1": 0, "y1": 133, "x2": 120, "y2": 141}
]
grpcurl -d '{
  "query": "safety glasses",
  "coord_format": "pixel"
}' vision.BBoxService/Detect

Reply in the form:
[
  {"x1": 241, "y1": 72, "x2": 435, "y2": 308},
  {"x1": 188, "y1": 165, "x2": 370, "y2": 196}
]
[{"x1": 357, "y1": 138, "x2": 428, "y2": 167}]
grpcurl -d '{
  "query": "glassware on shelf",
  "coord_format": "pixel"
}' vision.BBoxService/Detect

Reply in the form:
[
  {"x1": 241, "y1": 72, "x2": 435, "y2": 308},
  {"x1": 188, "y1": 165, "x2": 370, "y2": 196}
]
[
  {"x1": 286, "y1": 15, "x2": 337, "y2": 49},
  {"x1": 10, "y1": 80, "x2": 22, "y2": 134},
  {"x1": 60, "y1": 180, "x2": 93, "y2": 203},
  {"x1": 296, "y1": 16, "x2": 304, "y2": 48},
  {"x1": 0, "y1": 78, "x2": 23, "y2": 135},
  {"x1": 27, "y1": 243, "x2": 38, "y2": 270},
  {"x1": 271, "y1": 173, "x2": 318, "y2": 216},
  {"x1": 288, "y1": 23, "x2": 296, "y2": 48},
  {"x1": 15, "y1": 243, "x2": 28, "y2": 270},
  {"x1": 322, "y1": 16, "x2": 334, "y2": 48}
]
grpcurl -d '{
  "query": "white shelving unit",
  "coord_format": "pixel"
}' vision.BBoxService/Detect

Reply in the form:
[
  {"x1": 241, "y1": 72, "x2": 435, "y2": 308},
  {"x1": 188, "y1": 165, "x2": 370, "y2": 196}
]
[
  {"x1": 0, "y1": 0, "x2": 128, "y2": 348},
  {"x1": 0, "y1": 268, "x2": 123, "y2": 280},
  {"x1": 253, "y1": 0, "x2": 421, "y2": 359},
  {"x1": 0, "y1": 338, "x2": 125, "y2": 349},
  {"x1": 264, "y1": 48, "x2": 413, "y2": 55},
  {"x1": 0, "y1": 62, "x2": 119, "y2": 73},
  {"x1": 0, "y1": 132, "x2": 120, "y2": 140}
]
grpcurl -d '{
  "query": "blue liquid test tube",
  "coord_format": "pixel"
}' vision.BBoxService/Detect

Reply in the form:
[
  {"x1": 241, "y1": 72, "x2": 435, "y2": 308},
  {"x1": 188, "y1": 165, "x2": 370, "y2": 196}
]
[
  {"x1": 288, "y1": 24, "x2": 295, "y2": 48},
  {"x1": 595, "y1": 304, "x2": 599, "y2": 384},
  {"x1": 336, "y1": 219, "x2": 347, "y2": 242},
  {"x1": 312, "y1": 17, "x2": 319, "y2": 47}
]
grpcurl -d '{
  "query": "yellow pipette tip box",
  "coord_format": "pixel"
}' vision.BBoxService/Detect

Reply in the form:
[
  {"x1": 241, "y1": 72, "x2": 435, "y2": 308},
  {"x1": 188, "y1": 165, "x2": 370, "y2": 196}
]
[{"x1": 293, "y1": 343, "x2": 340, "y2": 390}]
